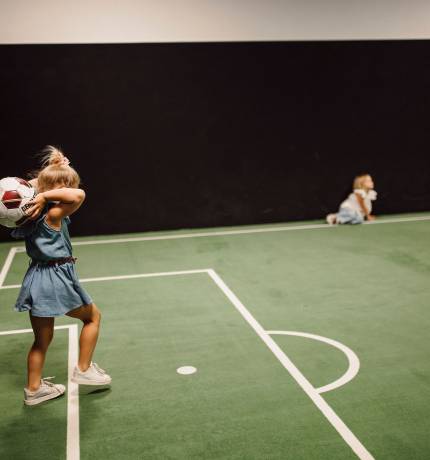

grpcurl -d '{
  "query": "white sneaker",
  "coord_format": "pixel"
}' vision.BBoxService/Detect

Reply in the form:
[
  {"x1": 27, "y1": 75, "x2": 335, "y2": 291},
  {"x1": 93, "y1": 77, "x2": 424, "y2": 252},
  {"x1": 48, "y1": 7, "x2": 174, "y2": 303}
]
[
  {"x1": 71, "y1": 362, "x2": 112, "y2": 385},
  {"x1": 326, "y1": 213, "x2": 337, "y2": 225},
  {"x1": 24, "y1": 377, "x2": 66, "y2": 406}
]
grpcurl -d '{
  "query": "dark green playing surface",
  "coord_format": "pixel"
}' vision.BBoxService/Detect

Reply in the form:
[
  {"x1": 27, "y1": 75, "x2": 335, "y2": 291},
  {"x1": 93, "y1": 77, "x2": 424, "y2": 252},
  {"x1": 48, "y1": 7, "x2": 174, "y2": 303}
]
[{"x1": 1, "y1": 214, "x2": 429, "y2": 459}]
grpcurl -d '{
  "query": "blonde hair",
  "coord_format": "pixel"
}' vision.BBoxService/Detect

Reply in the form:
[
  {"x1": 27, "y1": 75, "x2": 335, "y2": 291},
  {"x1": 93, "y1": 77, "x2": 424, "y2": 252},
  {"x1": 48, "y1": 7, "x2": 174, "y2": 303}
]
[
  {"x1": 353, "y1": 173, "x2": 370, "y2": 190},
  {"x1": 35, "y1": 145, "x2": 80, "y2": 192}
]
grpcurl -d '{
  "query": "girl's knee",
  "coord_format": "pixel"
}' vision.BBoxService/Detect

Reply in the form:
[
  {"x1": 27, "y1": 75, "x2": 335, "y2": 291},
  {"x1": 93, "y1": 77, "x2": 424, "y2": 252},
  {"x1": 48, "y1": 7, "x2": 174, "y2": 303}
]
[
  {"x1": 68, "y1": 302, "x2": 101, "y2": 324},
  {"x1": 93, "y1": 305, "x2": 101, "y2": 324},
  {"x1": 82, "y1": 303, "x2": 101, "y2": 325},
  {"x1": 33, "y1": 330, "x2": 54, "y2": 350}
]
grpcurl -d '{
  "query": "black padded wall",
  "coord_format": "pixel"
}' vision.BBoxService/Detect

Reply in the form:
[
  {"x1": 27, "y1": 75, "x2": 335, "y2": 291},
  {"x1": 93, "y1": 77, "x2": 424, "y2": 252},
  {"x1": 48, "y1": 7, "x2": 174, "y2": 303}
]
[{"x1": 0, "y1": 40, "x2": 429, "y2": 241}]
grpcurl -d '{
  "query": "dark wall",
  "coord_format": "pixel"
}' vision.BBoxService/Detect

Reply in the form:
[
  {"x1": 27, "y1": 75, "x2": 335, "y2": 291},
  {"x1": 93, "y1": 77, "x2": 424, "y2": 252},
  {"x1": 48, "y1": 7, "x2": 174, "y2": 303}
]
[{"x1": 0, "y1": 40, "x2": 429, "y2": 241}]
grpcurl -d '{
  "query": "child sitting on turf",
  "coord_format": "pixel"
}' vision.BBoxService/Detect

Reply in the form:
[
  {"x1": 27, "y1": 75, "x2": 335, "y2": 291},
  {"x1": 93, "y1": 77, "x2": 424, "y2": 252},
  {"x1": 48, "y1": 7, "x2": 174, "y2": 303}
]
[
  {"x1": 326, "y1": 173, "x2": 377, "y2": 225},
  {"x1": 12, "y1": 145, "x2": 111, "y2": 406}
]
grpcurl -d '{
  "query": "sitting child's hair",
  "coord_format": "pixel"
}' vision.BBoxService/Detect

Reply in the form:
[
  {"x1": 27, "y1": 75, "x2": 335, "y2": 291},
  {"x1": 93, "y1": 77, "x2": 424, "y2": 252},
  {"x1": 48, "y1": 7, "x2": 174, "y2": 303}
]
[
  {"x1": 353, "y1": 173, "x2": 371, "y2": 191},
  {"x1": 32, "y1": 145, "x2": 80, "y2": 192}
]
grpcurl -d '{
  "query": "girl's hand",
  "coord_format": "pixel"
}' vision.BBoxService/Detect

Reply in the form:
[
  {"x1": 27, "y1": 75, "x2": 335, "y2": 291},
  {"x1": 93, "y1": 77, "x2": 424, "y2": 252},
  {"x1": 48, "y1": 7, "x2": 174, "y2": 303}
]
[
  {"x1": 25, "y1": 193, "x2": 47, "y2": 220},
  {"x1": 367, "y1": 215, "x2": 376, "y2": 221}
]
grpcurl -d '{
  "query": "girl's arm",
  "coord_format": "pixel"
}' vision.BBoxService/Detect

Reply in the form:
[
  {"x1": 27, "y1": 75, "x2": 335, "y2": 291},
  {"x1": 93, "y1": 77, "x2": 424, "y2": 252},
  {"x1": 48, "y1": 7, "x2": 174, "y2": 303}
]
[
  {"x1": 355, "y1": 192, "x2": 375, "y2": 220},
  {"x1": 25, "y1": 188, "x2": 86, "y2": 224}
]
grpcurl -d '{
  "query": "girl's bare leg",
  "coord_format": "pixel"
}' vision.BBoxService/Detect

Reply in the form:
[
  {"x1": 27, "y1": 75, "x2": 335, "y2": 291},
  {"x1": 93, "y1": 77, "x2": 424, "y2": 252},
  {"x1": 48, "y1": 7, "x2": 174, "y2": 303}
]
[
  {"x1": 28, "y1": 314, "x2": 55, "y2": 391},
  {"x1": 66, "y1": 303, "x2": 101, "y2": 371}
]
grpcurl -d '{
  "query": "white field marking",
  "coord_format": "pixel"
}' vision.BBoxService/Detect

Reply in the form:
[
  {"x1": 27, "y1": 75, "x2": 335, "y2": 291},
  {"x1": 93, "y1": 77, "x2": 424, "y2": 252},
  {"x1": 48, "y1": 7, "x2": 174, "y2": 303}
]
[
  {"x1": 2, "y1": 213, "x2": 428, "y2": 288},
  {"x1": 0, "y1": 247, "x2": 17, "y2": 287},
  {"x1": 0, "y1": 212, "x2": 383, "y2": 460},
  {"x1": 0, "y1": 283, "x2": 21, "y2": 290},
  {"x1": 0, "y1": 268, "x2": 374, "y2": 459},
  {"x1": 77, "y1": 269, "x2": 209, "y2": 284},
  {"x1": 177, "y1": 366, "x2": 197, "y2": 375},
  {"x1": 0, "y1": 324, "x2": 80, "y2": 460},
  {"x1": 0, "y1": 269, "x2": 211, "y2": 290},
  {"x1": 67, "y1": 324, "x2": 80, "y2": 460},
  {"x1": 208, "y1": 269, "x2": 374, "y2": 460},
  {"x1": 10, "y1": 214, "x2": 430, "y2": 253},
  {"x1": 267, "y1": 330, "x2": 360, "y2": 394},
  {"x1": 0, "y1": 324, "x2": 72, "y2": 335}
]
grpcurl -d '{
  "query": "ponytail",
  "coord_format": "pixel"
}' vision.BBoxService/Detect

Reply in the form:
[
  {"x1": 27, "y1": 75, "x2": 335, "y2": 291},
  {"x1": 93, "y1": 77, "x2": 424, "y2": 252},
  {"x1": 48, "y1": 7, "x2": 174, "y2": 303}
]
[
  {"x1": 39, "y1": 145, "x2": 66, "y2": 168},
  {"x1": 33, "y1": 145, "x2": 81, "y2": 192}
]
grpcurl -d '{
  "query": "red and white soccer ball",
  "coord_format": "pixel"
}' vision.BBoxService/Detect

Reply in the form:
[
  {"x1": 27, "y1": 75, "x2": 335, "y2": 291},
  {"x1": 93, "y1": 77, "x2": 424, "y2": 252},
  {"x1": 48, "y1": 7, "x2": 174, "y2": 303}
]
[{"x1": 0, "y1": 177, "x2": 36, "y2": 228}]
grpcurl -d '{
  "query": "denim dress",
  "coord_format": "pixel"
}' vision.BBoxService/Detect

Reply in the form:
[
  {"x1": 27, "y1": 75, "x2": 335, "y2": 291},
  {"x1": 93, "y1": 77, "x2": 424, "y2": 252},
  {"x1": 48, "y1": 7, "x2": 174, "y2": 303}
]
[{"x1": 11, "y1": 202, "x2": 92, "y2": 317}]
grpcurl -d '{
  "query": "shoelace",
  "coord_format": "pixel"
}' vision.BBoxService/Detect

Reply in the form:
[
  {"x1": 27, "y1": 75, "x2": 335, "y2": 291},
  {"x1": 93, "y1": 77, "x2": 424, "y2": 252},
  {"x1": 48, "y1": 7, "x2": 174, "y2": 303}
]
[
  {"x1": 26, "y1": 377, "x2": 59, "y2": 396},
  {"x1": 41, "y1": 376, "x2": 56, "y2": 387},
  {"x1": 91, "y1": 362, "x2": 106, "y2": 375}
]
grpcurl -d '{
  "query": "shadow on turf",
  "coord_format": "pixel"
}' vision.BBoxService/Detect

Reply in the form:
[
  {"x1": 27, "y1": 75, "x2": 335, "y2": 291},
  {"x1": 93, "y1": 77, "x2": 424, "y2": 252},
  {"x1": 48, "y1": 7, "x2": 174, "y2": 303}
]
[{"x1": 78, "y1": 385, "x2": 111, "y2": 396}]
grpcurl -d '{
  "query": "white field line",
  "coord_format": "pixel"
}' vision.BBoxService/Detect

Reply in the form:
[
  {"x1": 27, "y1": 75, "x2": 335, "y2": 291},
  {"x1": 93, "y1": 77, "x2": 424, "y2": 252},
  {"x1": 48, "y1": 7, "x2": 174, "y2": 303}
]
[
  {"x1": 0, "y1": 324, "x2": 80, "y2": 460},
  {"x1": 0, "y1": 214, "x2": 394, "y2": 460},
  {"x1": 10, "y1": 214, "x2": 430, "y2": 253},
  {"x1": 0, "y1": 247, "x2": 17, "y2": 287},
  {"x1": 67, "y1": 324, "x2": 80, "y2": 460},
  {"x1": 0, "y1": 269, "x2": 211, "y2": 290},
  {"x1": 0, "y1": 324, "x2": 72, "y2": 335},
  {"x1": 0, "y1": 267, "x2": 374, "y2": 459},
  {"x1": 0, "y1": 283, "x2": 22, "y2": 290},
  {"x1": 267, "y1": 330, "x2": 360, "y2": 394},
  {"x1": 208, "y1": 269, "x2": 374, "y2": 460},
  {"x1": 78, "y1": 269, "x2": 210, "y2": 283}
]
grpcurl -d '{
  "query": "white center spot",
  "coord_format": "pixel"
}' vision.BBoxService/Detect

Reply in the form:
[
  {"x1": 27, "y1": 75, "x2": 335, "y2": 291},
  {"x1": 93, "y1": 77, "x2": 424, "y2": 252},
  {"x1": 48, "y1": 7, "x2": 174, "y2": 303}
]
[{"x1": 177, "y1": 366, "x2": 197, "y2": 375}]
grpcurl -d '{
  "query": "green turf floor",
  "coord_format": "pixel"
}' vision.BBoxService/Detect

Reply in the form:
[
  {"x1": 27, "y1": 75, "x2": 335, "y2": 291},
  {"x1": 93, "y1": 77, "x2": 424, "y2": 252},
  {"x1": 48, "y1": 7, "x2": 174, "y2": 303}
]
[{"x1": 1, "y1": 213, "x2": 429, "y2": 459}]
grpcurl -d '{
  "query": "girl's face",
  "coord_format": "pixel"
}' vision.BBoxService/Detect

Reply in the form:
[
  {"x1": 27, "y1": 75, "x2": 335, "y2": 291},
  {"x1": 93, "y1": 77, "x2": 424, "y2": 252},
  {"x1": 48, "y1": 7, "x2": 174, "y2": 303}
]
[{"x1": 362, "y1": 175, "x2": 374, "y2": 190}]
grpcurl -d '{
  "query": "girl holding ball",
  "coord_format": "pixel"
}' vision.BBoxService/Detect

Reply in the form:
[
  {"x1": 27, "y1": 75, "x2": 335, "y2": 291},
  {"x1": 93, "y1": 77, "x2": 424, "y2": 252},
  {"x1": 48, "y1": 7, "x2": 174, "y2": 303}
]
[{"x1": 12, "y1": 146, "x2": 111, "y2": 406}]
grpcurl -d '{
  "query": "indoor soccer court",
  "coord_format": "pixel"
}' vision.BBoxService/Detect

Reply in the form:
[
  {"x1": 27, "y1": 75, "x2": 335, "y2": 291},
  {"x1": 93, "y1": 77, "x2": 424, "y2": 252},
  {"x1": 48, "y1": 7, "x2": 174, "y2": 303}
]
[{"x1": 0, "y1": 213, "x2": 429, "y2": 460}]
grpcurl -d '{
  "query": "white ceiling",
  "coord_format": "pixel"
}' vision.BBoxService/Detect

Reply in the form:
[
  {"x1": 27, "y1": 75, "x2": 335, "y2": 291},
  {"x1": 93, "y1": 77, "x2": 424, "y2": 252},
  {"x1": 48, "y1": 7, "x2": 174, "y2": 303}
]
[{"x1": 1, "y1": 0, "x2": 429, "y2": 44}]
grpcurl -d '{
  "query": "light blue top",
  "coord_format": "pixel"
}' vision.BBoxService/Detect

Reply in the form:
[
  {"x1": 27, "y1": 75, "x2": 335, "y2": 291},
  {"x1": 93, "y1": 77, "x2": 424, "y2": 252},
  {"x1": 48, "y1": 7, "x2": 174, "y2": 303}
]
[
  {"x1": 13, "y1": 202, "x2": 73, "y2": 262},
  {"x1": 11, "y1": 202, "x2": 92, "y2": 317}
]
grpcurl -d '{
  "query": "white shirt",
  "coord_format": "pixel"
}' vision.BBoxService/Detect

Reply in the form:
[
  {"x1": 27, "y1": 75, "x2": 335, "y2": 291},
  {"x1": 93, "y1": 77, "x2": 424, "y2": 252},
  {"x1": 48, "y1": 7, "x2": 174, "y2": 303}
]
[{"x1": 340, "y1": 189, "x2": 377, "y2": 216}]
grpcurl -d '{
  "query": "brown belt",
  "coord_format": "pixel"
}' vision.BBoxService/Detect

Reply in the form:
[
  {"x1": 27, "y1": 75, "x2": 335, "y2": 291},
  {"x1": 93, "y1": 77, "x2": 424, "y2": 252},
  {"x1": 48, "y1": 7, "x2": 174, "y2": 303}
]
[{"x1": 32, "y1": 256, "x2": 77, "y2": 267}]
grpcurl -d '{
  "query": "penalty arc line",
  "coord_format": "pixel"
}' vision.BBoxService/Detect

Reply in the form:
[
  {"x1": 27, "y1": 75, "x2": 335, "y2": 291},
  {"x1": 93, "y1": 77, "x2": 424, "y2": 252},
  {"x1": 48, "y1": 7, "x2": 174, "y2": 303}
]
[
  {"x1": 207, "y1": 269, "x2": 375, "y2": 460},
  {"x1": 267, "y1": 330, "x2": 360, "y2": 394}
]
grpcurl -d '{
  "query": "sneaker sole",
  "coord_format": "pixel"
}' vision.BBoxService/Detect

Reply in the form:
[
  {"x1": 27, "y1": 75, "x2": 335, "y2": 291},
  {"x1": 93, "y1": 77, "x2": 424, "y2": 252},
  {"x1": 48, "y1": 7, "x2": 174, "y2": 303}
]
[
  {"x1": 71, "y1": 377, "x2": 112, "y2": 386},
  {"x1": 24, "y1": 390, "x2": 65, "y2": 406}
]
